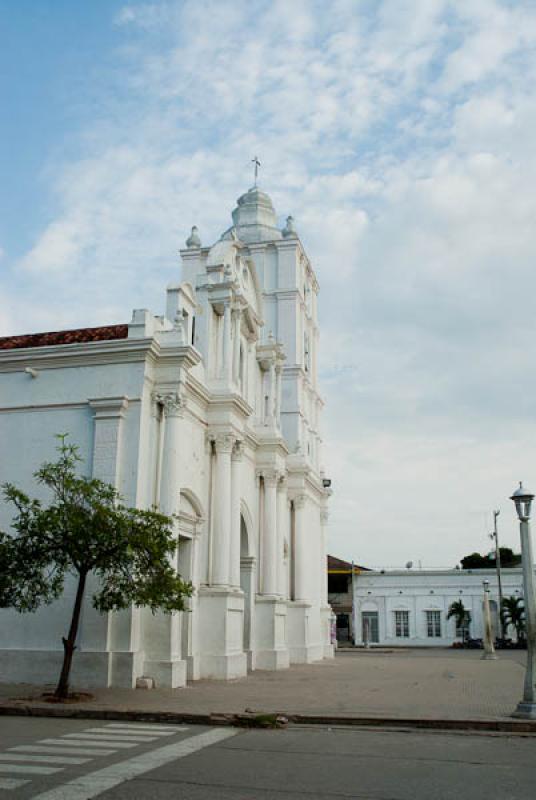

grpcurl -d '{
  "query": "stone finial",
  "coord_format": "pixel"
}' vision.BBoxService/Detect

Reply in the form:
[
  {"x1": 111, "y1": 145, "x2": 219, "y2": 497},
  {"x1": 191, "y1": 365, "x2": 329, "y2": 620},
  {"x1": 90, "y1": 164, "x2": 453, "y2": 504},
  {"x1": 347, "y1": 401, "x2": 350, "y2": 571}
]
[
  {"x1": 186, "y1": 225, "x2": 201, "y2": 248},
  {"x1": 282, "y1": 215, "x2": 297, "y2": 238}
]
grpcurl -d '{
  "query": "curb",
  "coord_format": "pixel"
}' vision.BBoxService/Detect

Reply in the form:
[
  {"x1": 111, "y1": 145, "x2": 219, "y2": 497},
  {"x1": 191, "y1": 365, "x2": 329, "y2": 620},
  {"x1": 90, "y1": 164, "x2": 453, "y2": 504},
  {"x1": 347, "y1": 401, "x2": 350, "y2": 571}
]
[{"x1": 1, "y1": 704, "x2": 536, "y2": 734}]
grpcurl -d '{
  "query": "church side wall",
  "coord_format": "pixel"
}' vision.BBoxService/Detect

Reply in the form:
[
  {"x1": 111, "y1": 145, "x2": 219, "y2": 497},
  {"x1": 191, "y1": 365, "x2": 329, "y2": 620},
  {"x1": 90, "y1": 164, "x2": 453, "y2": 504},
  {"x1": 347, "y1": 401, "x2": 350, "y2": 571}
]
[{"x1": 0, "y1": 358, "x2": 147, "y2": 686}]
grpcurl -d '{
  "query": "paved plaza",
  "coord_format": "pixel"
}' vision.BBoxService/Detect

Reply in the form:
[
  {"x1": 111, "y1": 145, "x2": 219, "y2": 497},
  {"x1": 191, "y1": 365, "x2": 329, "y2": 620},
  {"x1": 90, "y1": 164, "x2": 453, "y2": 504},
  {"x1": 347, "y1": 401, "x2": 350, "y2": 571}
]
[{"x1": 0, "y1": 649, "x2": 529, "y2": 723}]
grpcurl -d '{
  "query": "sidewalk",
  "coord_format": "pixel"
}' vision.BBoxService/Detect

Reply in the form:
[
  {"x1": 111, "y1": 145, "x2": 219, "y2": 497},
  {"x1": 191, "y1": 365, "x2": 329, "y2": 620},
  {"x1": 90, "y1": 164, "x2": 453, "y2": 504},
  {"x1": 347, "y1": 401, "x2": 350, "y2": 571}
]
[{"x1": 0, "y1": 649, "x2": 532, "y2": 732}]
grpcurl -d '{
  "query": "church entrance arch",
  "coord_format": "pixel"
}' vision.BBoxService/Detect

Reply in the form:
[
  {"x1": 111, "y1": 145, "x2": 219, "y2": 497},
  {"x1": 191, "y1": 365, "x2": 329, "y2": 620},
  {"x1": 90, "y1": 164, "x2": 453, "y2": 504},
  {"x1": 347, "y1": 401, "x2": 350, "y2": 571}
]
[
  {"x1": 178, "y1": 489, "x2": 204, "y2": 675},
  {"x1": 239, "y1": 507, "x2": 255, "y2": 668}
]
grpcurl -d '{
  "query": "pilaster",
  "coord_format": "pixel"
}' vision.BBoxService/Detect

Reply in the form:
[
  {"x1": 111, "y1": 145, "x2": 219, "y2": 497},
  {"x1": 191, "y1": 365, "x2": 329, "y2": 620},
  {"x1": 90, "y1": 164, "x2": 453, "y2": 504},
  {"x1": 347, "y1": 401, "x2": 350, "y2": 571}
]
[
  {"x1": 143, "y1": 388, "x2": 187, "y2": 688},
  {"x1": 79, "y1": 397, "x2": 134, "y2": 687}
]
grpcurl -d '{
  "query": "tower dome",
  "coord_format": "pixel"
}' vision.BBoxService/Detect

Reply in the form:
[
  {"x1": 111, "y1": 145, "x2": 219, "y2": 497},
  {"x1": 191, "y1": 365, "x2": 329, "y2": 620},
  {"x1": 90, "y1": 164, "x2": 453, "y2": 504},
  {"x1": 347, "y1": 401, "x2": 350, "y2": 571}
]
[{"x1": 230, "y1": 186, "x2": 282, "y2": 244}]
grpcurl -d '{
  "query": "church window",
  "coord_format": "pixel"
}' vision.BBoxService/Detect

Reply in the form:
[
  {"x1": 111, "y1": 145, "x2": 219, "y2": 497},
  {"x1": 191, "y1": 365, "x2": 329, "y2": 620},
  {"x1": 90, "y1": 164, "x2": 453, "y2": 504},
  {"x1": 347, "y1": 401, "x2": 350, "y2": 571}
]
[
  {"x1": 304, "y1": 333, "x2": 310, "y2": 372},
  {"x1": 191, "y1": 315, "x2": 196, "y2": 345}
]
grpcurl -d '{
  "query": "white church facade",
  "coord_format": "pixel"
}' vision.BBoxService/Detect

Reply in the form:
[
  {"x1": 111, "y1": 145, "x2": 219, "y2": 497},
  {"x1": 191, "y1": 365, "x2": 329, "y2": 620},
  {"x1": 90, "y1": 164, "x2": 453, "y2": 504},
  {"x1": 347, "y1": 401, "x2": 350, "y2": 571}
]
[{"x1": 0, "y1": 185, "x2": 333, "y2": 688}]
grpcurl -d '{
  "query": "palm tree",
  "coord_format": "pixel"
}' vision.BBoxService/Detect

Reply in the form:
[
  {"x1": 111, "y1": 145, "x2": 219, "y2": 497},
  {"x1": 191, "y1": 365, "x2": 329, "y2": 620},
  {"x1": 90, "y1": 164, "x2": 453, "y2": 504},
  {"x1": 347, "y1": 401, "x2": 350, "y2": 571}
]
[
  {"x1": 447, "y1": 600, "x2": 471, "y2": 642},
  {"x1": 501, "y1": 596, "x2": 525, "y2": 643}
]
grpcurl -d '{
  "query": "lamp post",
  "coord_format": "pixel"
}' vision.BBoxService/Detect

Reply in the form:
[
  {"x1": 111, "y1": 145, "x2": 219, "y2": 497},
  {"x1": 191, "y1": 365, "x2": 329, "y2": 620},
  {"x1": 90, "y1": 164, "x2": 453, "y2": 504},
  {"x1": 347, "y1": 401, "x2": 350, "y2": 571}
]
[
  {"x1": 510, "y1": 482, "x2": 536, "y2": 718},
  {"x1": 481, "y1": 579, "x2": 497, "y2": 660},
  {"x1": 489, "y1": 510, "x2": 505, "y2": 640}
]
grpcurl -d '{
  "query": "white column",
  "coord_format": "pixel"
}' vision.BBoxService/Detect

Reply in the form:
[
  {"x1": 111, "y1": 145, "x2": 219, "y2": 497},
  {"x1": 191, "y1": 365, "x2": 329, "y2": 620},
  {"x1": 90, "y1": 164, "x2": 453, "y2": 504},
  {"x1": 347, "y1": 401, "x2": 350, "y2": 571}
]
[
  {"x1": 211, "y1": 433, "x2": 233, "y2": 586},
  {"x1": 293, "y1": 494, "x2": 308, "y2": 601},
  {"x1": 156, "y1": 391, "x2": 185, "y2": 663},
  {"x1": 159, "y1": 392, "x2": 185, "y2": 523},
  {"x1": 262, "y1": 471, "x2": 279, "y2": 596},
  {"x1": 230, "y1": 440, "x2": 243, "y2": 588},
  {"x1": 320, "y1": 510, "x2": 329, "y2": 604},
  {"x1": 277, "y1": 476, "x2": 288, "y2": 597}
]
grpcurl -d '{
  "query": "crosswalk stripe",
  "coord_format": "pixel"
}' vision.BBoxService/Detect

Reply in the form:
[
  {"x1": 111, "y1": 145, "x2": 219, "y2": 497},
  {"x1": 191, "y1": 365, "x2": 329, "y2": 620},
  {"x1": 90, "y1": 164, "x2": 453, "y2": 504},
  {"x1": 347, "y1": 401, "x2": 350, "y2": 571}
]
[
  {"x1": 0, "y1": 754, "x2": 90, "y2": 765},
  {"x1": 100, "y1": 727, "x2": 178, "y2": 736},
  {"x1": 0, "y1": 778, "x2": 30, "y2": 790},
  {"x1": 78, "y1": 729, "x2": 158, "y2": 741},
  {"x1": 103, "y1": 723, "x2": 188, "y2": 733},
  {"x1": 62, "y1": 733, "x2": 151, "y2": 745},
  {"x1": 11, "y1": 745, "x2": 115, "y2": 757},
  {"x1": 31, "y1": 728, "x2": 238, "y2": 800},
  {"x1": 40, "y1": 738, "x2": 132, "y2": 750},
  {"x1": 0, "y1": 764, "x2": 63, "y2": 775}
]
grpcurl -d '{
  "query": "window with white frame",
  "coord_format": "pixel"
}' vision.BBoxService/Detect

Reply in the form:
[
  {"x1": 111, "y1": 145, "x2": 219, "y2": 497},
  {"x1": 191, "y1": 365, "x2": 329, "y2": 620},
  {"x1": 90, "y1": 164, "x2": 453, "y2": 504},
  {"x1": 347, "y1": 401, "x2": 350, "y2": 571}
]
[
  {"x1": 394, "y1": 610, "x2": 409, "y2": 638},
  {"x1": 426, "y1": 610, "x2": 441, "y2": 638}
]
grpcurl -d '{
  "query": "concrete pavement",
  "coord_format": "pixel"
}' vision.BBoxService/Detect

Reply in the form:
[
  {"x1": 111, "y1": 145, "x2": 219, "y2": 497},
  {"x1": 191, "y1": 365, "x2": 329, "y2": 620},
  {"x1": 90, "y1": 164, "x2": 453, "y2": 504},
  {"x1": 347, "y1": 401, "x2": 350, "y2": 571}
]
[{"x1": 0, "y1": 649, "x2": 532, "y2": 731}]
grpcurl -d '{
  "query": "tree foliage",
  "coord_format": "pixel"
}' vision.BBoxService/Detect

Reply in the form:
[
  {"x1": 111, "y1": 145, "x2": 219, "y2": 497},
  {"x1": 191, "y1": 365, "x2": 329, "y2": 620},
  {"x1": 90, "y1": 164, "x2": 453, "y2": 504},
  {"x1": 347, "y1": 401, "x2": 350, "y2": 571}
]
[
  {"x1": 0, "y1": 435, "x2": 192, "y2": 698},
  {"x1": 501, "y1": 595, "x2": 525, "y2": 642},
  {"x1": 446, "y1": 599, "x2": 471, "y2": 640},
  {"x1": 460, "y1": 548, "x2": 521, "y2": 570}
]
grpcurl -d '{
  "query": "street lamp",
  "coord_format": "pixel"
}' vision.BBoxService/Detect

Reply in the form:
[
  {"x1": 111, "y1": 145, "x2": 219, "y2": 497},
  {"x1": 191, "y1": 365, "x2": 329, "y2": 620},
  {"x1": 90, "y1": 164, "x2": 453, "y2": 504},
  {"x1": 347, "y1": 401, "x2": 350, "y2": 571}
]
[
  {"x1": 510, "y1": 482, "x2": 536, "y2": 718},
  {"x1": 481, "y1": 579, "x2": 497, "y2": 660},
  {"x1": 489, "y1": 509, "x2": 505, "y2": 640}
]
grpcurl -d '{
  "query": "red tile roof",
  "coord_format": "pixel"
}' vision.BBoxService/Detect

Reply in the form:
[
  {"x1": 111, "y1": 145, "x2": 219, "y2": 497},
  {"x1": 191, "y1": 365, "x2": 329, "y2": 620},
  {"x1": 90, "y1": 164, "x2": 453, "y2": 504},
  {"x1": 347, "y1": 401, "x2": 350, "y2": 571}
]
[
  {"x1": 0, "y1": 325, "x2": 128, "y2": 351},
  {"x1": 328, "y1": 555, "x2": 370, "y2": 572}
]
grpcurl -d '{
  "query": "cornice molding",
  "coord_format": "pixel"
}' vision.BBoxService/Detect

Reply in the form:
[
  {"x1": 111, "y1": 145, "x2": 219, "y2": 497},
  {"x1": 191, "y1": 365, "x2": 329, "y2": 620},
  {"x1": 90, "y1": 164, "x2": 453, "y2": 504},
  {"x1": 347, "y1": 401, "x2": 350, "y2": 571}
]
[
  {"x1": 0, "y1": 338, "x2": 160, "y2": 372},
  {"x1": 88, "y1": 396, "x2": 129, "y2": 420},
  {"x1": 0, "y1": 398, "x2": 141, "y2": 415},
  {"x1": 0, "y1": 338, "x2": 202, "y2": 374}
]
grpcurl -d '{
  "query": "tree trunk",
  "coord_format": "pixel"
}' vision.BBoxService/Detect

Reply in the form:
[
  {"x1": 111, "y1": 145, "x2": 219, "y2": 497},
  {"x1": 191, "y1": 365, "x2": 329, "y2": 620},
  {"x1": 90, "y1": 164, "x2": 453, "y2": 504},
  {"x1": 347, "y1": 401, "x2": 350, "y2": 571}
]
[{"x1": 55, "y1": 570, "x2": 87, "y2": 700}]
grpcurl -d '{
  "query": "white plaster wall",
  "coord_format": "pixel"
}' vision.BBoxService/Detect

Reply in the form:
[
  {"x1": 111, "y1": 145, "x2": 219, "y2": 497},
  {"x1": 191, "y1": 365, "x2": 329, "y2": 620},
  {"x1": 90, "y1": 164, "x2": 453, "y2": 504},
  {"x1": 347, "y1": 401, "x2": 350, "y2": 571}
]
[{"x1": 354, "y1": 569, "x2": 526, "y2": 646}]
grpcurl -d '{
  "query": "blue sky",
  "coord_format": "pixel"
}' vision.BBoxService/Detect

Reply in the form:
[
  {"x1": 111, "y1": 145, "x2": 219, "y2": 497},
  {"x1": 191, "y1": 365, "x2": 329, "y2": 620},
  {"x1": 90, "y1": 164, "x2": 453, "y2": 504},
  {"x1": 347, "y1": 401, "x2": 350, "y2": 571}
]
[{"x1": 2, "y1": 0, "x2": 536, "y2": 567}]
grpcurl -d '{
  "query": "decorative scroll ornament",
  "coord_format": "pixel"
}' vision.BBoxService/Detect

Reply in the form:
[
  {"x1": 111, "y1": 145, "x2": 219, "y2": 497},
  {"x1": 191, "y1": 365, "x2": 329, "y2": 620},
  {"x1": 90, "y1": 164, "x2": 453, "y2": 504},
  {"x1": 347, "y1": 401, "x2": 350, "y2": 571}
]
[
  {"x1": 213, "y1": 432, "x2": 235, "y2": 453},
  {"x1": 282, "y1": 215, "x2": 298, "y2": 238},
  {"x1": 155, "y1": 391, "x2": 186, "y2": 418},
  {"x1": 186, "y1": 225, "x2": 201, "y2": 248},
  {"x1": 293, "y1": 494, "x2": 306, "y2": 510},
  {"x1": 232, "y1": 439, "x2": 245, "y2": 461}
]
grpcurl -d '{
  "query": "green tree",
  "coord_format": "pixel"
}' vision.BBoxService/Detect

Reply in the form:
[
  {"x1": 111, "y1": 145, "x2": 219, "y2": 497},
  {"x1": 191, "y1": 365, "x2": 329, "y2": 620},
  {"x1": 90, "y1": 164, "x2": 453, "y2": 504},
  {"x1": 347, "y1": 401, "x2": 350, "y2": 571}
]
[
  {"x1": 0, "y1": 435, "x2": 191, "y2": 700},
  {"x1": 447, "y1": 600, "x2": 471, "y2": 642},
  {"x1": 501, "y1": 596, "x2": 525, "y2": 642},
  {"x1": 460, "y1": 552, "x2": 489, "y2": 569},
  {"x1": 460, "y1": 549, "x2": 521, "y2": 569}
]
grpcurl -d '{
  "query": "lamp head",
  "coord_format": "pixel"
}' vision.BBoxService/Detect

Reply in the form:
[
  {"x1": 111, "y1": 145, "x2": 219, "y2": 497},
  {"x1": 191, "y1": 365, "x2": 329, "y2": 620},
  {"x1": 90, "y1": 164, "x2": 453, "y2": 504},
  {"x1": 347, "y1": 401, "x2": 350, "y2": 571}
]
[{"x1": 510, "y1": 482, "x2": 534, "y2": 521}]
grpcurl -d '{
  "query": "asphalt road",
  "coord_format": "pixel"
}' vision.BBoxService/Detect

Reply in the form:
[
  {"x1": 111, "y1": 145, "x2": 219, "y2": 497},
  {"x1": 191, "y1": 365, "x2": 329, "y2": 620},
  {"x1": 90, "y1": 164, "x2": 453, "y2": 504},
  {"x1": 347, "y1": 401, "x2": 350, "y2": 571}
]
[{"x1": 0, "y1": 717, "x2": 535, "y2": 799}]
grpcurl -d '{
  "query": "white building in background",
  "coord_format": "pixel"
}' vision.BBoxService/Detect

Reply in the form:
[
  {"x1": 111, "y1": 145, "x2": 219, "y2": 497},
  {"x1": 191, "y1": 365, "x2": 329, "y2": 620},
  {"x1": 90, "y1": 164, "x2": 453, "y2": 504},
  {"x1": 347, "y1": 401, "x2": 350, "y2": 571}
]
[
  {"x1": 353, "y1": 569, "x2": 526, "y2": 647},
  {"x1": 0, "y1": 184, "x2": 333, "y2": 688}
]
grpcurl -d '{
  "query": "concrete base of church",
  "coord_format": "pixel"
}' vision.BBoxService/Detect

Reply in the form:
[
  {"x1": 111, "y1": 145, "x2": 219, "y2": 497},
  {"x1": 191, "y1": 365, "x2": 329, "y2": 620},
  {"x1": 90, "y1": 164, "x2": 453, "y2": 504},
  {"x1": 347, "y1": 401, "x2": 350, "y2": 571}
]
[
  {"x1": 0, "y1": 650, "x2": 115, "y2": 689},
  {"x1": 287, "y1": 600, "x2": 317, "y2": 664},
  {"x1": 245, "y1": 649, "x2": 257, "y2": 671},
  {"x1": 143, "y1": 658, "x2": 187, "y2": 689},
  {"x1": 197, "y1": 586, "x2": 247, "y2": 680},
  {"x1": 320, "y1": 605, "x2": 335, "y2": 659},
  {"x1": 254, "y1": 596, "x2": 290, "y2": 671},
  {"x1": 108, "y1": 651, "x2": 144, "y2": 688},
  {"x1": 186, "y1": 654, "x2": 201, "y2": 681}
]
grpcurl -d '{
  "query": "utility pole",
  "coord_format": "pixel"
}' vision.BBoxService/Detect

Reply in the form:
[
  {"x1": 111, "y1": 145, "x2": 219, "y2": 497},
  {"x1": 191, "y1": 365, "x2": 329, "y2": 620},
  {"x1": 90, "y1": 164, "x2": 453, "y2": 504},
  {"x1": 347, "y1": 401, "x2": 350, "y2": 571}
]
[{"x1": 490, "y1": 509, "x2": 505, "y2": 639}]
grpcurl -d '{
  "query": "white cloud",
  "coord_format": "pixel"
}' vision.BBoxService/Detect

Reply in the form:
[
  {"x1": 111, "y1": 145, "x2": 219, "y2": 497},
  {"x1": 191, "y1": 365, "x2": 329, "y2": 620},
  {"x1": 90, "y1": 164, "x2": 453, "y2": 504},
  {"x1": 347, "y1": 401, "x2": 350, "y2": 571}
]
[{"x1": 6, "y1": 0, "x2": 536, "y2": 566}]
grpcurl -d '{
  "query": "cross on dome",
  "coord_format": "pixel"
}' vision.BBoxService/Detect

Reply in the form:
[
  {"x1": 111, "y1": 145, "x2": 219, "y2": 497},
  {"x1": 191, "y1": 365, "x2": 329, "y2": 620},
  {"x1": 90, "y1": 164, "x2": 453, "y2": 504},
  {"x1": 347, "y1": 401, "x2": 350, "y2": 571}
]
[{"x1": 251, "y1": 156, "x2": 261, "y2": 187}]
